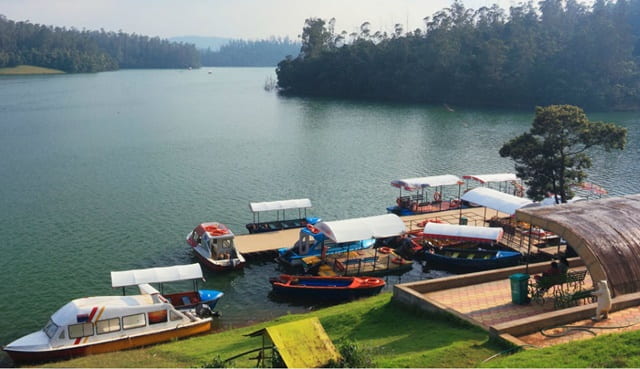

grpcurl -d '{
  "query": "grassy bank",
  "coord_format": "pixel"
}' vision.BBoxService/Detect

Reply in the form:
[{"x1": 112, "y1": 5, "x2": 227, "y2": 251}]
[
  {"x1": 32, "y1": 293, "x2": 507, "y2": 368},
  {"x1": 0, "y1": 65, "x2": 64, "y2": 75},
  {"x1": 15, "y1": 292, "x2": 640, "y2": 367}
]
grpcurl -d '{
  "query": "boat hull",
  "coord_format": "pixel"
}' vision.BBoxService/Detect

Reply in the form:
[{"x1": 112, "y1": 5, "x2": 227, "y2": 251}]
[
  {"x1": 193, "y1": 247, "x2": 246, "y2": 272},
  {"x1": 4, "y1": 319, "x2": 211, "y2": 364},
  {"x1": 419, "y1": 248, "x2": 521, "y2": 272},
  {"x1": 270, "y1": 275, "x2": 385, "y2": 300}
]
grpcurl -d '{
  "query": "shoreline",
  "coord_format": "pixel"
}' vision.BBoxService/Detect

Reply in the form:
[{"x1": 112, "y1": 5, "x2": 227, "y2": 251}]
[{"x1": 0, "y1": 65, "x2": 64, "y2": 75}]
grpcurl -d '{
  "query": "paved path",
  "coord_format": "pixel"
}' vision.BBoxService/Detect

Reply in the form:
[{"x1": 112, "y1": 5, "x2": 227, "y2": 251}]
[{"x1": 423, "y1": 271, "x2": 640, "y2": 347}]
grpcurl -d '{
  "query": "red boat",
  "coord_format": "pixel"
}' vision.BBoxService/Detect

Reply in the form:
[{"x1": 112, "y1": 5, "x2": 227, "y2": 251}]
[{"x1": 269, "y1": 274, "x2": 385, "y2": 300}]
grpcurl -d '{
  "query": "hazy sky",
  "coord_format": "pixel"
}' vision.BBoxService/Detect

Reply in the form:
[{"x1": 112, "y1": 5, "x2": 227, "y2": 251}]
[{"x1": 0, "y1": 0, "x2": 527, "y2": 40}]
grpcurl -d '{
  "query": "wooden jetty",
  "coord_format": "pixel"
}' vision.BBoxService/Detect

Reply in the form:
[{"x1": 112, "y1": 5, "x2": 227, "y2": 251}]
[{"x1": 234, "y1": 207, "x2": 560, "y2": 260}]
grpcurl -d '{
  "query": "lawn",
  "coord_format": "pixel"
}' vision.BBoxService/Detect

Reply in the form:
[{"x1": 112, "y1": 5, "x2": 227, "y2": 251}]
[
  {"x1": 22, "y1": 292, "x2": 640, "y2": 368},
  {"x1": 35, "y1": 293, "x2": 507, "y2": 368},
  {"x1": 0, "y1": 65, "x2": 63, "y2": 74}
]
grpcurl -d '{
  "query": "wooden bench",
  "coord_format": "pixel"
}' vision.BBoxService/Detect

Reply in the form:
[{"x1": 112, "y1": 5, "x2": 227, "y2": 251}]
[{"x1": 529, "y1": 270, "x2": 588, "y2": 305}]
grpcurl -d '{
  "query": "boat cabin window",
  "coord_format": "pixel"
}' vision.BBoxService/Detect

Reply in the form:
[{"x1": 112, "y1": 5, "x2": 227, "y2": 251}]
[
  {"x1": 122, "y1": 313, "x2": 146, "y2": 330},
  {"x1": 43, "y1": 319, "x2": 59, "y2": 339},
  {"x1": 148, "y1": 310, "x2": 168, "y2": 325},
  {"x1": 68, "y1": 322, "x2": 94, "y2": 339},
  {"x1": 96, "y1": 317, "x2": 121, "y2": 335}
]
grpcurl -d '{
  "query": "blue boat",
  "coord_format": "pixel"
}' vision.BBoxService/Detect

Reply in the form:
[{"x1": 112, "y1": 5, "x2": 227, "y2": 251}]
[
  {"x1": 418, "y1": 247, "x2": 522, "y2": 272},
  {"x1": 276, "y1": 214, "x2": 406, "y2": 270}
]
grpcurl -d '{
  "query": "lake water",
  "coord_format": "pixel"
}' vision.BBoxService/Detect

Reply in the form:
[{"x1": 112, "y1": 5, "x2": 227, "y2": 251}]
[{"x1": 0, "y1": 68, "x2": 638, "y2": 349}]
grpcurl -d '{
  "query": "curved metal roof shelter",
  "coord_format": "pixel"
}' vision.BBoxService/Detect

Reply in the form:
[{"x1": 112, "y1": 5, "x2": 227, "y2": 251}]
[{"x1": 516, "y1": 194, "x2": 640, "y2": 297}]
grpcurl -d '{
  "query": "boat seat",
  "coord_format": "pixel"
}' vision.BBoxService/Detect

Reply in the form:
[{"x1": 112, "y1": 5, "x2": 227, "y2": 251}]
[
  {"x1": 466, "y1": 254, "x2": 475, "y2": 259},
  {"x1": 451, "y1": 252, "x2": 459, "y2": 258},
  {"x1": 483, "y1": 254, "x2": 491, "y2": 259},
  {"x1": 182, "y1": 296, "x2": 192, "y2": 305}
]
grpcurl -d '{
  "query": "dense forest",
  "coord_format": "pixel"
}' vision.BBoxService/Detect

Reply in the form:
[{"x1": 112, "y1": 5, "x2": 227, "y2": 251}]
[
  {"x1": 0, "y1": 15, "x2": 200, "y2": 72},
  {"x1": 200, "y1": 37, "x2": 300, "y2": 66},
  {"x1": 277, "y1": 0, "x2": 640, "y2": 111}
]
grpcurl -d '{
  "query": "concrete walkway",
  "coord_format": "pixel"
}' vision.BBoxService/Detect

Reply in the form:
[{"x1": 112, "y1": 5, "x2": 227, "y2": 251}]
[{"x1": 394, "y1": 263, "x2": 640, "y2": 349}]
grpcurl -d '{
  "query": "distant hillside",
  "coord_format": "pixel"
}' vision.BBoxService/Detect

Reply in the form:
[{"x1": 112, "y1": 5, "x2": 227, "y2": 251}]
[
  {"x1": 169, "y1": 36, "x2": 232, "y2": 51},
  {"x1": 201, "y1": 37, "x2": 300, "y2": 67}
]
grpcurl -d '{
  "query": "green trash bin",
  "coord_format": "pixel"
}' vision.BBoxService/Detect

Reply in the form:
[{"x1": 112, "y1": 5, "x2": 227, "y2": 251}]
[
  {"x1": 459, "y1": 216, "x2": 468, "y2": 225},
  {"x1": 509, "y1": 273, "x2": 530, "y2": 305}
]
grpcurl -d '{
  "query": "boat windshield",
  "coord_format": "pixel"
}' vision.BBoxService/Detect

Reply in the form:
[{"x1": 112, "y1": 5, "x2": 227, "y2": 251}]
[{"x1": 43, "y1": 319, "x2": 59, "y2": 339}]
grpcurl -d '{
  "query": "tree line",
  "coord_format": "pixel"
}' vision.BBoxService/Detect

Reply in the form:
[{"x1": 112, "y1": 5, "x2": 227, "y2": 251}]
[
  {"x1": 0, "y1": 15, "x2": 200, "y2": 73},
  {"x1": 201, "y1": 37, "x2": 300, "y2": 67},
  {"x1": 276, "y1": 0, "x2": 640, "y2": 111}
]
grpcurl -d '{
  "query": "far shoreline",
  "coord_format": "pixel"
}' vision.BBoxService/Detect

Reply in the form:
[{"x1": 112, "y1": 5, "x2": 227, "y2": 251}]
[{"x1": 0, "y1": 65, "x2": 64, "y2": 75}]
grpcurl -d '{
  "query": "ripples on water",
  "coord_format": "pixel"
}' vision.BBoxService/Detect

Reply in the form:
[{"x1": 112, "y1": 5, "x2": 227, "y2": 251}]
[{"x1": 0, "y1": 68, "x2": 638, "y2": 346}]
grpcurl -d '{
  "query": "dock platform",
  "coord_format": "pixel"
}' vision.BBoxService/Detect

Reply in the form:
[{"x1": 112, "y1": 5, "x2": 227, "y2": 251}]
[{"x1": 234, "y1": 207, "x2": 558, "y2": 259}]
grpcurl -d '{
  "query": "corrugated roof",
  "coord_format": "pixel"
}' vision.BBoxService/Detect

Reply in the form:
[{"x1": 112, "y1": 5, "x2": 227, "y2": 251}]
[
  {"x1": 516, "y1": 194, "x2": 640, "y2": 296},
  {"x1": 251, "y1": 317, "x2": 341, "y2": 368}
]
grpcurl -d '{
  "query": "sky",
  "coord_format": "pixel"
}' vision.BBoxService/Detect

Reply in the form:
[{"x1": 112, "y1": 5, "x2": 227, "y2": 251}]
[{"x1": 0, "y1": 0, "x2": 527, "y2": 40}]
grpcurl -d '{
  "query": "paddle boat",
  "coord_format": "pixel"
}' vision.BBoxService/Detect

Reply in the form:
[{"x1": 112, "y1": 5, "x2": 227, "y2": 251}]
[
  {"x1": 269, "y1": 274, "x2": 385, "y2": 300},
  {"x1": 276, "y1": 214, "x2": 406, "y2": 270},
  {"x1": 386, "y1": 174, "x2": 464, "y2": 216},
  {"x1": 245, "y1": 198, "x2": 320, "y2": 234},
  {"x1": 186, "y1": 222, "x2": 246, "y2": 271},
  {"x1": 110, "y1": 263, "x2": 224, "y2": 316},
  {"x1": 2, "y1": 266, "x2": 216, "y2": 364}
]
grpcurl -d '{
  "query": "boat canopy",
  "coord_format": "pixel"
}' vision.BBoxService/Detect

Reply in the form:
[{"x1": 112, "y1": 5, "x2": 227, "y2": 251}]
[
  {"x1": 423, "y1": 222, "x2": 503, "y2": 242},
  {"x1": 111, "y1": 263, "x2": 204, "y2": 288},
  {"x1": 462, "y1": 173, "x2": 518, "y2": 184},
  {"x1": 391, "y1": 175, "x2": 463, "y2": 191},
  {"x1": 314, "y1": 214, "x2": 406, "y2": 244},
  {"x1": 249, "y1": 198, "x2": 312, "y2": 213},
  {"x1": 461, "y1": 187, "x2": 534, "y2": 215}
]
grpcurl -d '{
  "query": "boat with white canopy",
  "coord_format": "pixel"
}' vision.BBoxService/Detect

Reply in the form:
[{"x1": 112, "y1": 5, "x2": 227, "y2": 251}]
[
  {"x1": 111, "y1": 263, "x2": 224, "y2": 313},
  {"x1": 276, "y1": 214, "x2": 406, "y2": 269},
  {"x1": 421, "y1": 222, "x2": 504, "y2": 243},
  {"x1": 462, "y1": 173, "x2": 524, "y2": 197},
  {"x1": 387, "y1": 174, "x2": 464, "y2": 215},
  {"x1": 461, "y1": 187, "x2": 534, "y2": 216},
  {"x1": 3, "y1": 265, "x2": 216, "y2": 364},
  {"x1": 246, "y1": 198, "x2": 320, "y2": 234},
  {"x1": 416, "y1": 222, "x2": 520, "y2": 271}
]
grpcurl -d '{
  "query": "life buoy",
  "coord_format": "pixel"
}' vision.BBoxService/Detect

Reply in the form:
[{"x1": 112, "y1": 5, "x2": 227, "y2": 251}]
[
  {"x1": 433, "y1": 191, "x2": 442, "y2": 202},
  {"x1": 306, "y1": 224, "x2": 319, "y2": 234},
  {"x1": 391, "y1": 257, "x2": 404, "y2": 264},
  {"x1": 378, "y1": 246, "x2": 392, "y2": 254}
]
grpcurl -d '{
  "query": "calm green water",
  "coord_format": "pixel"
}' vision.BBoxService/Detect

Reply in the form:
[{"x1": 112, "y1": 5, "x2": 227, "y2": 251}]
[{"x1": 0, "y1": 68, "x2": 638, "y2": 348}]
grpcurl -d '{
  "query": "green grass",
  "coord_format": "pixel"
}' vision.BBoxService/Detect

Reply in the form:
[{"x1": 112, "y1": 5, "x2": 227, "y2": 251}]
[
  {"x1": 24, "y1": 292, "x2": 640, "y2": 368},
  {"x1": 35, "y1": 293, "x2": 507, "y2": 368},
  {"x1": 482, "y1": 329, "x2": 640, "y2": 368},
  {"x1": 0, "y1": 65, "x2": 63, "y2": 75}
]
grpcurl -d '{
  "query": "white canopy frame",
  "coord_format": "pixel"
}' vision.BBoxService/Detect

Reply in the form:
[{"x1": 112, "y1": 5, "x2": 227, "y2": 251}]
[
  {"x1": 111, "y1": 263, "x2": 204, "y2": 295},
  {"x1": 461, "y1": 187, "x2": 535, "y2": 223},
  {"x1": 313, "y1": 214, "x2": 406, "y2": 244},
  {"x1": 390, "y1": 175, "x2": 464, "y2": 210},
  {"x1": 463, "y1": 173, "x2": 523, "y2": 196},
  {"x1": 422, "y1": 222, "x2": 504, "y2": 243},
  {"x1": 249, "y1": 198, "x2": 312, "y2": 224}
]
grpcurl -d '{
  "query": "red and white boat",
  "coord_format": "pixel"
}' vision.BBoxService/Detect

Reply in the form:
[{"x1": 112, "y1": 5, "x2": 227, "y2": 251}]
[
  {"x1": 186, "y1": 222, "x2": 246, "y2": 271},
  {"x1": 2, "y1": 274, "x2": 213, "y2": 364}
]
